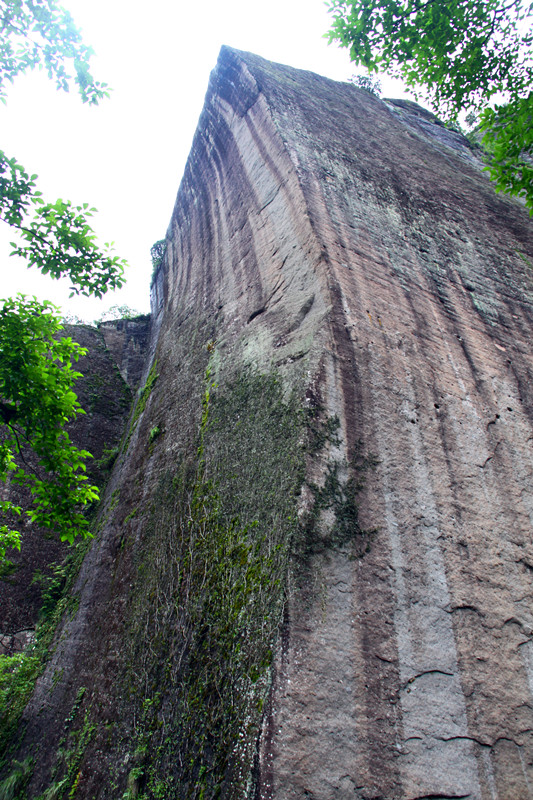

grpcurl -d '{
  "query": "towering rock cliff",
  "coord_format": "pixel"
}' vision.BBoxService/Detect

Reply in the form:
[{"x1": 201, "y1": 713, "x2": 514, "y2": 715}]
[{"x1": 3, "y1": 47, "x2": 533, "y2": 800}]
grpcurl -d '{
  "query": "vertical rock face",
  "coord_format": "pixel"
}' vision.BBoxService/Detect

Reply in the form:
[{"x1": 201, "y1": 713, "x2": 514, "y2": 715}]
[
  {"x1": 7, "y1": 48, "x2": 533, "y2": 800},
  {"x1": 218, "y1": 52, "x2": 533, "y2": 800},
  {"x1": 99, "y1": 316, "x2": 151, "y2": 389}
]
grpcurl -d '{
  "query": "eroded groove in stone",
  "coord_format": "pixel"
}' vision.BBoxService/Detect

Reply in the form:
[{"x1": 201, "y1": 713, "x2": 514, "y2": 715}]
[{"x1": 4, "y1": 46, "x2": 533, "y2": 800}]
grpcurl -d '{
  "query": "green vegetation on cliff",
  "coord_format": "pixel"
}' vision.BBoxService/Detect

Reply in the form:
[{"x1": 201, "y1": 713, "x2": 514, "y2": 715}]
[
  {"x1": 122, "y1": 368, "x2": 304, "y2": 798},
  {"x1": 0, "y1": 536, "x2": 91, "y2": 772}
]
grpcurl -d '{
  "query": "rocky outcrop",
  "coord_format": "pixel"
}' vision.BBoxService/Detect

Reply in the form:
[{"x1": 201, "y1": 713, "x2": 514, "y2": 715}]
[
  {"x1": 99, "y1": 315, "x2": 151, "y2": 389},
  {"x1": 4, "y1": 48, "x2": 533, "y2": 800}
]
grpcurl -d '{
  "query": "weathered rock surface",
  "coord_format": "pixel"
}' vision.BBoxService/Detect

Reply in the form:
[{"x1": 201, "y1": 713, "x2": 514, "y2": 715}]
[
  {"x1": 5, "y1": 48, "x2": 533, "y2": 800},
  {"x1": 99, "y1": 315, "x2": 151, "y2": 389}
]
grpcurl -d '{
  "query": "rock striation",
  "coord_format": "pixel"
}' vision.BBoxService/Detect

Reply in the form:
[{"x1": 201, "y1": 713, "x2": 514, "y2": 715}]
[{"x1": 4, "y1": 48, "x2": 533, "y2": 800}]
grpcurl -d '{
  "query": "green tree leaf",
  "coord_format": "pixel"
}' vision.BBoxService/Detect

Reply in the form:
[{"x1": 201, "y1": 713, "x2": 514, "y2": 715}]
[
  {"x1": 0, "y1": 296, "x2": 99, "y2": 558},
  {"x1": 0, "y1": 151, "x2": 127, "y2": 296},
  {"x1": 0, "y1": 0, "x2": 108, "y2": 104},
  {"x1": 0, "y1": 0, "x2": 125, "y2": 561}
]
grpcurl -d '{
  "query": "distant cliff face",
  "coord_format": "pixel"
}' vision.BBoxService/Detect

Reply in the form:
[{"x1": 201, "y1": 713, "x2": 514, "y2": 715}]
[{"x1": 5, "y1": 48, "x2": 533, "y2": 800}]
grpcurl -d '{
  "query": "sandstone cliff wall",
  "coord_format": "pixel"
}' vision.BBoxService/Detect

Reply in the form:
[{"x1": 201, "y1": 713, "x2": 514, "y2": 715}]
[{"x1": 5, "y1": 48, "x2": 533, "y2": 800}]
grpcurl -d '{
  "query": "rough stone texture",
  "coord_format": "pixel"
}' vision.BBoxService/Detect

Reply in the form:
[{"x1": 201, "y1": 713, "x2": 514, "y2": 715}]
[
  {"x1": 235, "y1": 51, "x2": 533, "y2": 800},
  {"x1": 99, "y1": 315, "x2": 151, "y2": 389},
  {"x1": 6, "y1": 48, "x2": 533, "y2": 800}
]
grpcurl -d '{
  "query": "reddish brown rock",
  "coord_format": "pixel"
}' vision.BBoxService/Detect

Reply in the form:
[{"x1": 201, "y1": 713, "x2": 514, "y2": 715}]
[{"x1": 5, "y1": 48, "x2": 533, "y2": 800}]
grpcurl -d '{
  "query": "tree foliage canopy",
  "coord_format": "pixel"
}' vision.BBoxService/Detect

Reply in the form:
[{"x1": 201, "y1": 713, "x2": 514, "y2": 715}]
[
  {"x1": 327, "y1": 0, "x2": 533, "y2": 210},
  {"x1": 150, "y1": 238, "x2": 167, "y2": 276},
  {"x1": 0, "y1": 297, "x2": 99, "y2": 561},
  {"x1": 0, "y1": 0, "x2": 108, "y2": 104},
  {"x1": 0, "y1": 0, "x2": 125, "y2": 561},
  {"x1": 0, "y1": 152, "x2": 126, "y2": 298}
]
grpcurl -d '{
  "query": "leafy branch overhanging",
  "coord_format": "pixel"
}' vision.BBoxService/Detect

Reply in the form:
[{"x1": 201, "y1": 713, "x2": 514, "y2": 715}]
[
  {"x1": 327, "y1": 0, "x2": 533, "y2": 211},
  {"x1": 0, "y1": 0, "x2": 127, "y2": 561}
]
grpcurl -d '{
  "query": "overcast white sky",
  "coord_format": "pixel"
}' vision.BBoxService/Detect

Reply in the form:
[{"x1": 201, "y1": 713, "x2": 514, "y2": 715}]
[{"x1": 0, "y1": 0, "x2": 412, "y2": 321}]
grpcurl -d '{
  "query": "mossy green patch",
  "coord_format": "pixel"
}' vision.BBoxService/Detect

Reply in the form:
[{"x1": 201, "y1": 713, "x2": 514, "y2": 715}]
[
  {"x1": 303, "y1": 442, "x2": 378, "y2": 555},
  {"x1": 35, "y1": 701, "x2": 95, "y2": 800},
  {"x1": 0, "y1": 538, "x2": 91, "y2": 773},
  {"x1": 132, "y1": 363, "x2": 158, "y2": 429},
  {"x1": 122, "y1": 368, "x2": 305, "y2": 799},
  {"x1": 122, "y1": 361, "x2": 159, "y2": 454}
]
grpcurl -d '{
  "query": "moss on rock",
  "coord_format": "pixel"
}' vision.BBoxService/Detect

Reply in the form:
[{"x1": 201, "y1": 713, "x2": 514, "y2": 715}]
[{"x1": 120, "y1": 367, "x2": 305, "y2": 799}]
